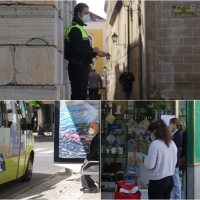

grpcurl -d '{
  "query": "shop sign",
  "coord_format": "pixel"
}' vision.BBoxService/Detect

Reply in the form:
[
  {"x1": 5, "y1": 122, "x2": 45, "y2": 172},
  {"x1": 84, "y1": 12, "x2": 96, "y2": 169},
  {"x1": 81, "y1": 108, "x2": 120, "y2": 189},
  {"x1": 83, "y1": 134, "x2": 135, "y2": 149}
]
[{"x1": 172, "y1": 4, "x2": 195, "y2": 18}]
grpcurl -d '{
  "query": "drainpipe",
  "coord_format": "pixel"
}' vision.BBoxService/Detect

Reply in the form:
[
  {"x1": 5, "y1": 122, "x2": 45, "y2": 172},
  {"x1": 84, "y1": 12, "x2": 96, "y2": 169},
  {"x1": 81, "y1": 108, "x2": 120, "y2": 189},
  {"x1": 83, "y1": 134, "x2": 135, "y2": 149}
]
[
  {"x1": 138, "y1": 3, "x2": 143, "y2": 100},
  {"x1": 128, "y1": 6, "x2": 130, "y2": 69}
]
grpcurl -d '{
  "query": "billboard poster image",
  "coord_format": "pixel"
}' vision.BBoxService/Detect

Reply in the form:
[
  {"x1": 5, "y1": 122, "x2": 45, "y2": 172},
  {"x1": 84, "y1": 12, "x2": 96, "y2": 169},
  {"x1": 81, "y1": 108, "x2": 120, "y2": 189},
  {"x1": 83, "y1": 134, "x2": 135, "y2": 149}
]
[{"x1": 54, "y1": 101, "x2": 100, "y2": 163}]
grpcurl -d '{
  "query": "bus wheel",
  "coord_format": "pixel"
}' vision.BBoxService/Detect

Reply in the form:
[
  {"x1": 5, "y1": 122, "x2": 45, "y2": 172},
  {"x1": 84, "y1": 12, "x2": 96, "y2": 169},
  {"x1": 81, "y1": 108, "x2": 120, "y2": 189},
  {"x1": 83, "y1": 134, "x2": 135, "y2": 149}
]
[{"x1": 21, "y1": 156, "x2": 33, "y2": 182}]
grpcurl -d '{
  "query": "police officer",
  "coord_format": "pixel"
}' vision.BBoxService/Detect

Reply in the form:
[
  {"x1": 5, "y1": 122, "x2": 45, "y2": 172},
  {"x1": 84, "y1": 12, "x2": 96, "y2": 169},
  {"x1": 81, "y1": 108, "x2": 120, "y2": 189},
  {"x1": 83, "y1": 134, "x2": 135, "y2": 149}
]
[{"x1": 64, "y1": 3, "x2": 107, "y2": 100}]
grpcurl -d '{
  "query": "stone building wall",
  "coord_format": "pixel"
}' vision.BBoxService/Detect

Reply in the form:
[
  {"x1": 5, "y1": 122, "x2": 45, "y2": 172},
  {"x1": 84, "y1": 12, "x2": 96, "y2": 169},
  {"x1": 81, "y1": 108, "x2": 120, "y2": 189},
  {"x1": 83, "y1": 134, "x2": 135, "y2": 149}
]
[
  {"x1": 105, "y1": 0, "x2": 141, "y2": 100},
  {"x1": 0, "y1": 1, "x2": 74, "y2": 100},
  {"x1": 146, "y1": 1, "x2": 200, "y2": 100}
]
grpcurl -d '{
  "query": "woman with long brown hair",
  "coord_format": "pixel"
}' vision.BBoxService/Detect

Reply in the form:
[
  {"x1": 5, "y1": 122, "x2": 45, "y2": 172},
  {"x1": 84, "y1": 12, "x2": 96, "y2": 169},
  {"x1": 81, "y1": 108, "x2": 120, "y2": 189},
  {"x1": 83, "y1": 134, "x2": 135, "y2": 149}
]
[
  {"x1": 169, "y1": 118, "x2": 183, "y2": 200},
  {"x1": 143, "y1": 119, "x2": 177, "y2": 199}
]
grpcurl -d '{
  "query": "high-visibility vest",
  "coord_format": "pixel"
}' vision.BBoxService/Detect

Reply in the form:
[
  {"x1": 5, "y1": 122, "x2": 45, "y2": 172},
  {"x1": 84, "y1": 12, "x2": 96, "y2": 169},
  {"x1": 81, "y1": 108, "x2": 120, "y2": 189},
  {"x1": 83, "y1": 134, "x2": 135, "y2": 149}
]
[{"x1": 65, "y1": 22, "x2": 89, "y2": 41}]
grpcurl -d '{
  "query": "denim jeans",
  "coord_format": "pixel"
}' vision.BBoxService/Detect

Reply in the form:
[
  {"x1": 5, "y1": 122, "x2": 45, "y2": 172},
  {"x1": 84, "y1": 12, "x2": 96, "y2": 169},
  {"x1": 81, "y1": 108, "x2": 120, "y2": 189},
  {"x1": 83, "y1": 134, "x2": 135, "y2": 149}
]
[
  {"x1": 171, "y1": 168, "x2": 181, "y2": 199},
  {"x1": 181, "y1": 170, "x2": 186, "y2": 191},
  {"x1": 124, "y1": 92, "x2": 131, "y2": 100}
]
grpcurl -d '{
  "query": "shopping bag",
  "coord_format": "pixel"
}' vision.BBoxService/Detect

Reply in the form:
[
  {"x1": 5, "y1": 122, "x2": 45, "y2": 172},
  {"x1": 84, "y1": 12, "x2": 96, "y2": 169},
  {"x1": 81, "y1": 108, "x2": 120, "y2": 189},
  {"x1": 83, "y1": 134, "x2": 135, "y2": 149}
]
[
  {"x1": 114, "y1": 180, "x2": 141, "y2": 199},
  {"x1": 114, "y1": 191, "x2": 141, "y2": 199}
]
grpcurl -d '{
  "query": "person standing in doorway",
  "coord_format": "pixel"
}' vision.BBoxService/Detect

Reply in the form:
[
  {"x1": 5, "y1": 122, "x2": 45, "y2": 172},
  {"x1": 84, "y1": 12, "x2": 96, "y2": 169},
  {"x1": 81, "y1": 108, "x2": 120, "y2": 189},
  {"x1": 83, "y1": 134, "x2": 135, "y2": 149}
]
[
  {"x1": 80, "y1": 122, "x2": 99, "y2": 193},
  {"x1": 64, "y1": 3, "x2": 107, "y2": 100},
  {"x1": 142, "y1": 119, "x2": 177, "y2": 199},
  {"x1": 179, "y1": 131, "x2": 187, "y2": 192},
  {"x1": 169, "y1": 118, "x2": 183, "y2": 200},
  {"x1": 88, "y1": 64, "x2": 102, "y2": 100},
  {"x1": 119, "y1": 66, "x2": 135, "y2": 100}
]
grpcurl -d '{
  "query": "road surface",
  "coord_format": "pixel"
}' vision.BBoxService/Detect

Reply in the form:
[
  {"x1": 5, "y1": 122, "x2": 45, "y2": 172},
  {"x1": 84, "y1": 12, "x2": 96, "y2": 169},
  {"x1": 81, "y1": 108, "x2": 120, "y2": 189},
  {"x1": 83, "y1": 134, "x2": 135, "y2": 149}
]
[{"x1": 0, "y1": 135, "x2": 63, "y2": 199}]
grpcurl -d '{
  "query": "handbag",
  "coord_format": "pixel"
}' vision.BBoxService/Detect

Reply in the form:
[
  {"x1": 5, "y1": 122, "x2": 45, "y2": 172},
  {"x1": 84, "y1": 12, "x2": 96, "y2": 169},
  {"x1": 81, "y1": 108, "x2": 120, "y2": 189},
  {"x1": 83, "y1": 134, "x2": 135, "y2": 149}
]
[
  {"x1": 114, "y1": 180, "x2": 141, "y2": 199},
  {"x1": 179, "y1": 156, "x2": 186, "y2": 171},
  {"x1": 0, "y1": 153, "x2": 6, "y2": 172}
]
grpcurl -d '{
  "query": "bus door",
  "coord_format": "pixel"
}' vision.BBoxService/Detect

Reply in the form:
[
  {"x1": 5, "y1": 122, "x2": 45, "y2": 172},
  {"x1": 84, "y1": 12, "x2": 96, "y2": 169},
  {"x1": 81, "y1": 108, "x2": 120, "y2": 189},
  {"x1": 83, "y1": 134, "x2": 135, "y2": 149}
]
[
  {"x1": 0, "y1": 101, "x2": 21, "y2": 184},
  {"x1": 15, "y1": 101, "x2": 27, "y2": 178}
]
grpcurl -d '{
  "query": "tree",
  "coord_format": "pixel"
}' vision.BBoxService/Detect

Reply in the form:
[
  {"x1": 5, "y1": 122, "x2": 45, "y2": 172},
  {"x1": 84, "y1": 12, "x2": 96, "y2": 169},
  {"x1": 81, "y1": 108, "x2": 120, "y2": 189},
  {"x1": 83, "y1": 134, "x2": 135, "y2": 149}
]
[{"x1": 28, "y1": 101, "x2": 43, "y2": 109}]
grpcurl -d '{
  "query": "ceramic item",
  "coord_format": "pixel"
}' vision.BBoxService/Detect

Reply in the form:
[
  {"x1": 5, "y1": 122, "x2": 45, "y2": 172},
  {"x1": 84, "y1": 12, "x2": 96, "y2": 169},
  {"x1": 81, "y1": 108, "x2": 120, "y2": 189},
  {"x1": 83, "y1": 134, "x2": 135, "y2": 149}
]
[
  {"x1": 106, "y1": 148, "x2": 110, "y2": 154},
  {"x1": 111, "y1": 147, "x2": 117, "y2": 154},
  {"x1": 118, "y1": 147, "x2": 123, "y2": 154}
]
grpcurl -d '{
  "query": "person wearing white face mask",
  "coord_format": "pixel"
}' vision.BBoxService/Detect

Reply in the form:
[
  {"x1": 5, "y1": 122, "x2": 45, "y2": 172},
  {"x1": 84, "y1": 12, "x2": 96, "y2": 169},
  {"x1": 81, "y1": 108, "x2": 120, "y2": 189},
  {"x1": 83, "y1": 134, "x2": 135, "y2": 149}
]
[
  {"x1": 142, "y1": 119, "x2": 177, "y2": 199},
  {"x1": 80, "y1": 121, "x2": 99, "y2": 193},
  {"x1": 64, "y1": 3, "x2": 108, "y2": 100},
  {"x1": 169, "y1": 118, "x2": 183, "y2": 200}
]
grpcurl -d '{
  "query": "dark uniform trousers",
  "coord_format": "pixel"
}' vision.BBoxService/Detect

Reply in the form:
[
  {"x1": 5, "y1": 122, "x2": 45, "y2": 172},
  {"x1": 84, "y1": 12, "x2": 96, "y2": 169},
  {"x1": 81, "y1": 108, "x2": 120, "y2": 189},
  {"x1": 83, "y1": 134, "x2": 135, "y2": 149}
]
[{"x1": 68, "y1": 61, "x2": 89, "y2": 100}]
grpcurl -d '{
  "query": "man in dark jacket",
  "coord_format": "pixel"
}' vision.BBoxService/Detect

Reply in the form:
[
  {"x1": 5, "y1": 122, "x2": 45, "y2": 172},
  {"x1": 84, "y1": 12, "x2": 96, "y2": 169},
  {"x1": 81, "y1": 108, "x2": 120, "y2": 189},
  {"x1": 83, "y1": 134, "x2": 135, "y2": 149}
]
[
  {"x1": 88, "y1": 64, "x2": 102, "y2": 100},
  {"x1": 180, "y1": 131, "x2": 187, "y2": 191},
  {"x1": 80, "y1": 122, "x2": 99, "y2": 193},
  {"x1": 169, "y1": 118, "x2": 183, "y2": 200},
  {"x1": 119, "y1": 66, "x2": 135, "y2": 100},
  {"x1": 64, "y1": 3, "x2": 107, "y2": 100}
]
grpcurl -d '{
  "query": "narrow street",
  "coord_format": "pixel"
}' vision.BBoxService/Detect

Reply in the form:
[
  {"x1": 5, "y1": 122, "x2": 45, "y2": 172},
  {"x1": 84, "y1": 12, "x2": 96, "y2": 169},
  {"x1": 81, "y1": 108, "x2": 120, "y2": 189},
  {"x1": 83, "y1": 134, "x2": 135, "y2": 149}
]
[{"x1": 0, "y1": 136, "x2": 63, "y2": 199}]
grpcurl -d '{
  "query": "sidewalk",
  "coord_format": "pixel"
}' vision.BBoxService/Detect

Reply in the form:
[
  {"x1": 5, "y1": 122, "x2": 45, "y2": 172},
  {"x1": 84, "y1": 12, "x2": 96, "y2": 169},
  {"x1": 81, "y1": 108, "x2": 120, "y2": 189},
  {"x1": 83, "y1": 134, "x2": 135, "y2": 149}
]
[{"x1": 11, "y1": 169, "x2": 100, "y2": 200}]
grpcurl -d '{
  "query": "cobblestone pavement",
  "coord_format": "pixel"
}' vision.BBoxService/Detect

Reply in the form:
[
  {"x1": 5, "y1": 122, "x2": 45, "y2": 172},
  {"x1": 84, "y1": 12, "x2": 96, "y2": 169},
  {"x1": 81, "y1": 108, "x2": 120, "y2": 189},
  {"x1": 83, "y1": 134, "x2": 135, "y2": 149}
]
[{"x1": 8, "y1": 170, "x2": 100, "y2": 200}]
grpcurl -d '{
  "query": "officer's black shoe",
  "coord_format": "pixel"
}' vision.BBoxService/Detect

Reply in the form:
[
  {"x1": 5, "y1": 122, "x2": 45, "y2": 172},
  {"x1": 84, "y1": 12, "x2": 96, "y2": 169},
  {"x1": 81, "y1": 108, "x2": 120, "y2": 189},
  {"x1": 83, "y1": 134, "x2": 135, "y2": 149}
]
[{"x1": 80, "y1": 187, "x2": 86, "y2": 191}]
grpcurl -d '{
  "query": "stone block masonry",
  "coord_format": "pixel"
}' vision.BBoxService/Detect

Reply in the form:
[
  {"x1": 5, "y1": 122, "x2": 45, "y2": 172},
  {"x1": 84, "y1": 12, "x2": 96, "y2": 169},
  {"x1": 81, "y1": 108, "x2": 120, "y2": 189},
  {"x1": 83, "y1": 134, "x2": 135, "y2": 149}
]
[
  {"x1": 146, "y1": 1, "x2": 200, "y2": 100},
  {"x1": 0, "y1": 1, "x2": 74, "y2": 99}
]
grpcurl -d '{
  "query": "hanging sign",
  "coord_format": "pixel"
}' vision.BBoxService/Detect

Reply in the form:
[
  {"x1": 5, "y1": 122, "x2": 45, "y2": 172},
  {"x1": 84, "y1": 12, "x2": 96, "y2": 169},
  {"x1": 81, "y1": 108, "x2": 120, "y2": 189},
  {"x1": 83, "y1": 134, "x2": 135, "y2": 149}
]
[{"x1": 172, "y1": 4, "x2": 195, "y2": 18}]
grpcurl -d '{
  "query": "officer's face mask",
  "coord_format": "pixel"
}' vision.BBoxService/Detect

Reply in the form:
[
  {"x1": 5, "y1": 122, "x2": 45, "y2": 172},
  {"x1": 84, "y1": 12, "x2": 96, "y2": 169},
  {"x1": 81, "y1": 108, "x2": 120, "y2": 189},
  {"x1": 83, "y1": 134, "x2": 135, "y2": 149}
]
[{"x1": 81, "y1": 13, "x2": 90, "y2": 23}]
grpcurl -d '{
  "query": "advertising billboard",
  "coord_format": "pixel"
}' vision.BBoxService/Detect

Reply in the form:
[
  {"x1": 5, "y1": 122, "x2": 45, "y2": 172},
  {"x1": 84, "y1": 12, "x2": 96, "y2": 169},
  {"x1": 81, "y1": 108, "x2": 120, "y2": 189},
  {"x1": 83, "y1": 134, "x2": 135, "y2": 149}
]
[{"x1": 54, "y1": 101, "x2": 100, "y2": 163}]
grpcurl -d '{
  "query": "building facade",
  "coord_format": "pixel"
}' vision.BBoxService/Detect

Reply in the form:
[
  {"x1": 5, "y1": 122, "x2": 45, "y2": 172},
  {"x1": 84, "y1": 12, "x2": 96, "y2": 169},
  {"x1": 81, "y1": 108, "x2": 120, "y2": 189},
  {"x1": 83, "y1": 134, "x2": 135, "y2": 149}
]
[
  {"x1": 85, "y1": 12, "x2": 107, "y2": 99},
  {"x1": 104, "y1": 1, "x2": 200, "y2": 100},
  {"x1": 104, "y1": 0, "x2": 140, "y2": 100},
  {"x1": 0, "y1": 1, "x2": 75, "y2": 100}
]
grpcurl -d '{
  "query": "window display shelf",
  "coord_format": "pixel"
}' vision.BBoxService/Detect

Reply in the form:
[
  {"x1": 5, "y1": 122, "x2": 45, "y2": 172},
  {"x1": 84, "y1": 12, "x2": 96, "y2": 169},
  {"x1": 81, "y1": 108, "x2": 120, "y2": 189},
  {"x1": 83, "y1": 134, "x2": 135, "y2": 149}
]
[
  {"x1": 101, "y1": 154, "x2": 127, "y2": 158},
  {"x1": 125, "y1": 174, "x2": 139, "y2": 177},
  {"x1": 101, "y1": 100, "x2": 184, "y2": 194}
]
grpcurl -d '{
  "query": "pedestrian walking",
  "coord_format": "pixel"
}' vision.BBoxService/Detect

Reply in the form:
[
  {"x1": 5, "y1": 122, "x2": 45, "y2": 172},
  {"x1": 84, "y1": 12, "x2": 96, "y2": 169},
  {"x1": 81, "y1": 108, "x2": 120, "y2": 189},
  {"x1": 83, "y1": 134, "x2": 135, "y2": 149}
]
[
  {"x1": 142, "y1": 119, "x2": 177, "y2": 199},
  {"x1": 64, "y1": 3, "x2": 107, "y2": 100},
  {"x1": 169, "y1": 118, "x2": 183, "y2": 200},
  {"x1": 119, "y1": 66, "x2": 135, "y2": 100},
  {"x1": 80, "y1": 122, "x2": 99, "y2": 193},
  {"x1": 88, "y1": 64, "x2": 102, "y2": 100}
]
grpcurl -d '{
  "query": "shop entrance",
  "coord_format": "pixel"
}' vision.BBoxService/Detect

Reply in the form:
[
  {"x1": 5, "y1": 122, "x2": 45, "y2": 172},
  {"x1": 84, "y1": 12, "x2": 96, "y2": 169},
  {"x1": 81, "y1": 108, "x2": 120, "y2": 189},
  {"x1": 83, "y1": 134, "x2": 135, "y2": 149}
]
[{"x1": 101, "y1": 100, "x2": 187, "y2": 199}]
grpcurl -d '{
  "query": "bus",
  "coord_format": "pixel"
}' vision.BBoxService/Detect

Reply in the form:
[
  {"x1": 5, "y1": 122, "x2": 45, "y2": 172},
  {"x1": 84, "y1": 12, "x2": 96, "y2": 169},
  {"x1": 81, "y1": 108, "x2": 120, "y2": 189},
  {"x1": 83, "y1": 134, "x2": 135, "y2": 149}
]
[{"x1": 0, "y1": 101, "x2": 34, "y2": 185}]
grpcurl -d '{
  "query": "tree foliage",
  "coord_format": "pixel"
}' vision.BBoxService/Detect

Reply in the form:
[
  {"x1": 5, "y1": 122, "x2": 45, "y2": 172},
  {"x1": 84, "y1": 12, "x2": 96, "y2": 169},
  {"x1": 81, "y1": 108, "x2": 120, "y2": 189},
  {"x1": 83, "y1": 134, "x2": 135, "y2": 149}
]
[{"x1": 28, "y1": 101, "x2": 43, "y2": 109}]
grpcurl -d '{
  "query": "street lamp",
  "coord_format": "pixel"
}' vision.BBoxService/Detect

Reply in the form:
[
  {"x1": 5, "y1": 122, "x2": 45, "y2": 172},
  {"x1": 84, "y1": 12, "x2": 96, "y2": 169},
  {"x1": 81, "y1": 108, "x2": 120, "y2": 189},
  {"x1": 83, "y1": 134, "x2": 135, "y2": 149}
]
[
  {"x1": 111, "y1": 33, "x2": 118, "y2": 43},
  {"x1": 106, "y1": 53, "x2": 111, "y2": 61},
  {"x1": 103, "y1": 66, "x2": 107, "y2": 88},
  {"x1": 111, "y1": 33, "x2": 125, "y2": 46}
]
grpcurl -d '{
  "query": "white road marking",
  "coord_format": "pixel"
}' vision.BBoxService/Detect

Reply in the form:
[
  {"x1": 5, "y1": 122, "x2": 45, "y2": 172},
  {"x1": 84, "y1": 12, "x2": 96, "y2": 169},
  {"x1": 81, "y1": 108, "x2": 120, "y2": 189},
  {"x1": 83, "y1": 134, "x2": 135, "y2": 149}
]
[
  {"x1": 39, "y1": 150, "x2": 54, "y2": 154},
  {"x1": 34, "y1": 148, "x2": 46, "y2": 152}
]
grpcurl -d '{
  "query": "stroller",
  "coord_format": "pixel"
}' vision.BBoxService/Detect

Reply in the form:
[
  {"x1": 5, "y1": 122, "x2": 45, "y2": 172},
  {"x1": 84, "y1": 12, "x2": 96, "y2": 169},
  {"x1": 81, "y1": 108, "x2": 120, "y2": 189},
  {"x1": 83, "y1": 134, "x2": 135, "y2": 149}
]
[{"x1": 114, "y1": 180, "x2": 141, "y2": 199}]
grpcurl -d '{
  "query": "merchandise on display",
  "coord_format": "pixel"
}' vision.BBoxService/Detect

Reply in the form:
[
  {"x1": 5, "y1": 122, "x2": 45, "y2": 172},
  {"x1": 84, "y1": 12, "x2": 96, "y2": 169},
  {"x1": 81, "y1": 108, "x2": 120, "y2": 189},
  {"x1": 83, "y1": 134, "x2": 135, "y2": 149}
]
[{"x1": 101, "y1": 101, "x2": 184, "y2": 192}]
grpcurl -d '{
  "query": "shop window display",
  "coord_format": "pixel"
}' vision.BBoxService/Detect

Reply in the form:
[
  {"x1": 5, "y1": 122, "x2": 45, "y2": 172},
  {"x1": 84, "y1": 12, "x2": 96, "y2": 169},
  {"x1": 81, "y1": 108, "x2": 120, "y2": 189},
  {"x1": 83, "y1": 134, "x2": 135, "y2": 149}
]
[{"x1": 101, "y1": 100, "x2": 185, "y2": 194}]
